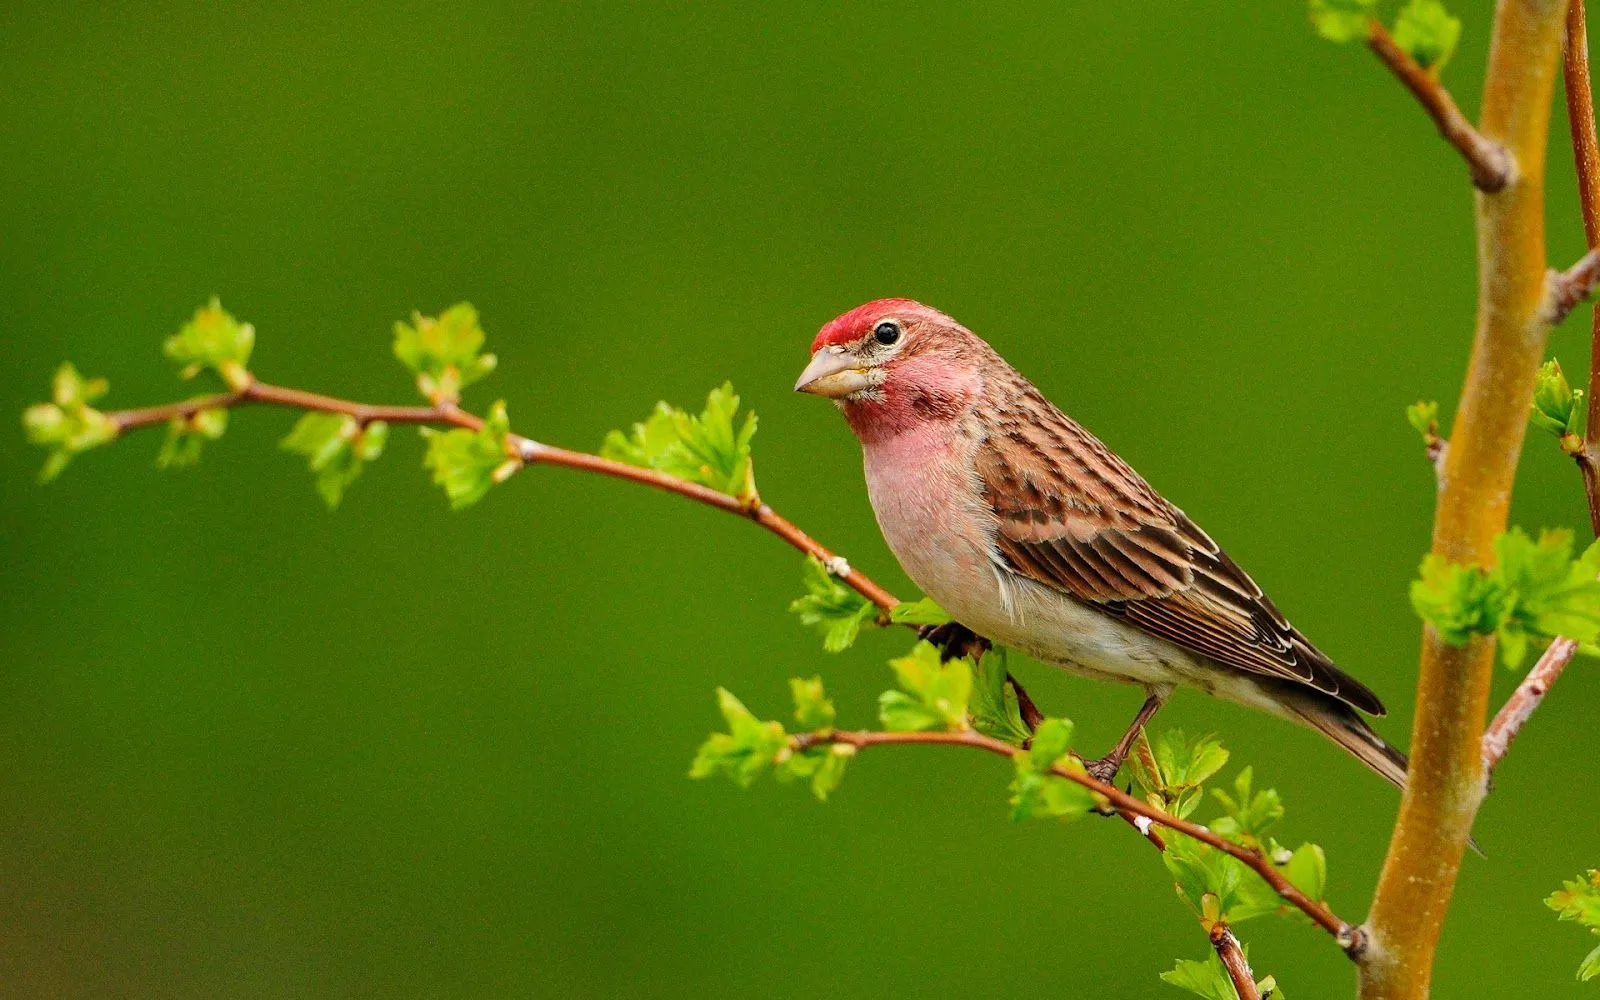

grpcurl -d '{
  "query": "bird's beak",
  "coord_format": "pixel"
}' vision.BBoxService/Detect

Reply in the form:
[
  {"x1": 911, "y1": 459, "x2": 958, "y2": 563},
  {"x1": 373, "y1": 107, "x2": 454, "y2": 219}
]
[{"x1": 794, "y1": 349, "x2": 873, "y2": 398}]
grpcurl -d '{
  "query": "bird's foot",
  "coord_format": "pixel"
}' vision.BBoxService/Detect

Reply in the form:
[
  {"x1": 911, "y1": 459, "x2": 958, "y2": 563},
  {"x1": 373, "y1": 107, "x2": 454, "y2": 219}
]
[{"x1": 917, "y1": 622, "x2": 990, "y2": 662}]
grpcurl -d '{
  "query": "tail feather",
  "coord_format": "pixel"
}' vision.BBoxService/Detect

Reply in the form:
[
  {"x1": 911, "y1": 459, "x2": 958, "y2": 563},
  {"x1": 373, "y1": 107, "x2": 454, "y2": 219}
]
[
  {"x1": 1285, "y1": 697, "x2": 1409, "y2": 791},
  {"x1": 1280, "y1": 690, "x2": 1486, "y2": 855}
]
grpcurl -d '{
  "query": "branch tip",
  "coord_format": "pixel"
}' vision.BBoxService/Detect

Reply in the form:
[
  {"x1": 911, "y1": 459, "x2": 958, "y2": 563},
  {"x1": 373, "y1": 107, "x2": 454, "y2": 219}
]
[{"x1": 1366, "y1": 20, "x2": 1513, "y2": 192}]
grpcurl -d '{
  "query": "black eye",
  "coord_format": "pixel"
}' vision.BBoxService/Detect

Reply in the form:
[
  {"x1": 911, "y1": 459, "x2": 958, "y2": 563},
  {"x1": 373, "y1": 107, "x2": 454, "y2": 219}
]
[{"x1": 873, "y1": 320, "x2": 901, "y2": 346}]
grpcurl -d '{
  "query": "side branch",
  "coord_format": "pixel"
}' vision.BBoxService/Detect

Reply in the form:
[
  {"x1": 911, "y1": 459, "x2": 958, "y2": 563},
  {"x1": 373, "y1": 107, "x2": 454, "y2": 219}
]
[
  {"x1": 103, "y1": 378, "x2": 902, "y2": 612},
  {"x1": 1211, "y1": 926, "x2": 1262, "y2": 1000},
  {"x1": 794, "y1": 728, "x2": 1360, "y2": 952},
  {"x1": 1543, "y1": 247, "x2": 1600, "y2": 324},
  {"x1": 1565, "y1": 0, "x2": 1600, "y2": 535},
  {"x1": 1482, "y1": 636, "x2": 1579, "y2": 770},
  {"x1": 1367, "y1": 20, "x2": 1513, "y2": 192}
]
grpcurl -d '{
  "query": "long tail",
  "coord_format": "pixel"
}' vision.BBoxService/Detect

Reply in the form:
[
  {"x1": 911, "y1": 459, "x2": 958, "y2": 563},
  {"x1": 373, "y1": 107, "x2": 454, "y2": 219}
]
[
  {"x1": 1281, "y1": 692, "x2": 1409, "y2": 790},
  {"x1": 1267, "y1": 686, "x2": 1488, "y2": 853}
]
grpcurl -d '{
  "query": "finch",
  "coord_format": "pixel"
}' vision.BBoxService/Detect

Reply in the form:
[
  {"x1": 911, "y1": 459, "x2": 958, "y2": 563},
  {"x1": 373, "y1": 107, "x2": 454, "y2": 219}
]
[{"x1": 795, "y1": 298, "x2": 1407, "y2": 787}]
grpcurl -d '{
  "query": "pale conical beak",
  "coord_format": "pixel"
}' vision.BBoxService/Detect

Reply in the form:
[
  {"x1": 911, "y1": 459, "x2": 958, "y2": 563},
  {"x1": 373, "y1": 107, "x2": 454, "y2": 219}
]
[{"x1": 794, "y1": 349, "x2": 873, "y2": 398}]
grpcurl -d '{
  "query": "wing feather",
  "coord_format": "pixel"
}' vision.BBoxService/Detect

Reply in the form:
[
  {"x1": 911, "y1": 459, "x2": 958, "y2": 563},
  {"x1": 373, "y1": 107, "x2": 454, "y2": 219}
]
[{"x1": 975, "y1": 389, "x2": 1385, "y2": 717}]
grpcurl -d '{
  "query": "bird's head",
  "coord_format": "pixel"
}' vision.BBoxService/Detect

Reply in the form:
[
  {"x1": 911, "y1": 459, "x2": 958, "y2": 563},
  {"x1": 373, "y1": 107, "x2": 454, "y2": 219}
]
[{"x1": 794, "y1": 298, "x2": 985, "y2": 439}]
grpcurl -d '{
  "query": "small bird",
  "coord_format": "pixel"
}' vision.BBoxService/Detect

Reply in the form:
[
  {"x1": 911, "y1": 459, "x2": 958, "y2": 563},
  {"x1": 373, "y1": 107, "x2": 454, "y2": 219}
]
[{"x1": 794, "y1": 298, "x2": 1407, "y2": 788}]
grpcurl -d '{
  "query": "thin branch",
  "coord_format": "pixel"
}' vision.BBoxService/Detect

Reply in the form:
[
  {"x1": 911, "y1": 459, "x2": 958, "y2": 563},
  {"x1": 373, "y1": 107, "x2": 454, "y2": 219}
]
[
  {"x1": 1564, "y1": 0, "x2": 1600, "y2": 536},
  {"x1": 1211, "y1": 925, "x2": 1261, "y2": 1000},
  {"x1": 103, "y1": 377, "x2": 902, "y2": 612},
  {"x1": 1366, "y1": 20, "x2": 1513, "y2": 192},
  {"x1": 1482, "y1": 636, "x2": 1580, "y2": 770},
  {"x1": 1543, "y1": 246, "x2": 1600, "y2": 323},
  {"x1": 1569, "y1": 0, "x2": 1600, "y2": 242},
  {"x1": 1579, "y1": 452, "x2": 1600, "y2": 536},
  {"x1": 792, "y1": 727, "x2": 1361, "y2": 953}
]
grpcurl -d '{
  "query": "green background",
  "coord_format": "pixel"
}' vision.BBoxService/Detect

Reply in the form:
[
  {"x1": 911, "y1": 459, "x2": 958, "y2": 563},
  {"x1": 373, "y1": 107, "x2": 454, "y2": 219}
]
[{"x1": 3, "y1": 2, "x2": 1597, "y2": 996}]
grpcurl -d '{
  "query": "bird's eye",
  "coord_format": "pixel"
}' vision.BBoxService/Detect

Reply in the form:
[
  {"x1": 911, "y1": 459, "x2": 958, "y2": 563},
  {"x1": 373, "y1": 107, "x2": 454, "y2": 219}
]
[{"x1": 873, "y1": 320, "x2": 901, "y2": 346}]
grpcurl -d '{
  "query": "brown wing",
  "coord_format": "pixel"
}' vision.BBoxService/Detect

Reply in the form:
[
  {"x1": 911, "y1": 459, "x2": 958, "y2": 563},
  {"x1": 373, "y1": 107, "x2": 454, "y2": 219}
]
[{"x1": 975, "y1": 392, "x2": 1385, "y2": 717}]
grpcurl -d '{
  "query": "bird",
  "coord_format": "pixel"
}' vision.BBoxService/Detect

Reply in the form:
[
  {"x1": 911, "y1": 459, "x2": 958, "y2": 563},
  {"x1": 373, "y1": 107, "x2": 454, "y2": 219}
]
[{"x1": 793, "y1": 297, "x2": 1407, "y2": 789}]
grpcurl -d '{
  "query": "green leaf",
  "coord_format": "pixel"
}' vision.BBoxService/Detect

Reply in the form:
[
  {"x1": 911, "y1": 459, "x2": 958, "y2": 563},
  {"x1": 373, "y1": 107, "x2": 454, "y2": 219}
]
[
  {"x1": 392, "y1": 303, "x2": 497, "y2": 403},
  {"x1": 1132, "y1": 730, "x2": 1230, "y2": 819},
  {"x1": 23, "y1": 363, "x2": 119, "y2": 482},
  {"x1": 1209, "y1": 766, "x2": 1285, "y2": 849},
  {"x1": 1280, "y1": 843, "x2": 1328, "y2": 903},
  {"x1": 970, "y1": 645, "x2": 1033, "y2": 746},
  {"x1": 280, "y1": 412, "x2": 389, "y2": 508},
  {"x1": 887, "y1": 598, "x2": 952, "y2": 626},
  {"x1": 789, "y1": 676, "x2": 836, "y2": 732},
  {"x1": 1410, "y1": 553, "x2": 1502, "y2": 646},
  {"x1": 420, "y1": 401, "x2": 519, "y2": 509},
  {"x1": 777, "y1": 742, "x2": 854, "y2": 801},
  {"x1": 877, "y1": 641, "x2": 971, "y2": 732},
  {"x1": 1546, "y1": 870, "x2": 1600, "y2": 980},
  {"x1": 157, "y1": 406, "x2": 229, "y2": 469},
  {"x1": 1027, "y1": 718, "x2": 1075, "y2": 771},
  {"x1": 1495, "y1": 529, "x2": 1600, "y2": 666},
  {"x1": 1532, "y1": 360, "x2": 1585, "y2": 443},
  {"x1": 163, "y1": 298, "x2": 254, "y2": 388},
  {"x1": 1164, "y1": 834, "x2": 1280, "y2": 928},
  {"x1": 1309, "y1": 0, "x2": 1376, "y2": 43},
  {"x1": 689, "y1": 688, "x2": 789, "y2": 788},
  {"x1": 1547, "y1": 870, "x2": 1600, "y2": 925},
  {"x1": 1161, "y1": 951, "x2": 1241, "y2": 1000},
  {"x1": 1392, "y1": 0, "x2": 1462, "y2": 71},
  {"x1": 1406, "y1": 400, "x2": 1439, "y2": 439},
  {"x1": 1007, "y1": 716, "x2": 1095, "y2": 821},
  {"x1": 789, "y1": 555, "x2": 879, "y2": 652},
  {"x1": 1580, "y1": 942, "x2": 1600, "y2": 982},
  {"x1": 1008, "y1": 759, "x2": 1096, "y2": 822},
  {"x1": 601, "y1": 382, "x2": 758, "y2": 500}
]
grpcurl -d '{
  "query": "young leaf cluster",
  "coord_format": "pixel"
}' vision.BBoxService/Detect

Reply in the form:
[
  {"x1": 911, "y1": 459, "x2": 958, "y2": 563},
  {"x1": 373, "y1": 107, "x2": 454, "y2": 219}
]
[
  {"x1": 157, "y1": 405, "x2": 228, "y2": 470},
  {"x1": 1410, "y1": 527, "x2": 1600, "y2": 667},
  {"x1": 1008, "y1": 717, "x2": 1097, "y2": 821},
  {"x1": 1133, "y1": 732, "x2": 1329, "y2": 930},
  {"x1": 421, "y1": 401, "x2": 519, "y2": 509},
  {"x1": 1163, "y1": 950, "x2": 1284, "y2": 1000},
  {"x1": 164, "y1": 298, "x2": 255, "y2": 389},
  {"x1": 688, "y1": 681, "x2": 852, "y2": 801},
  {"x1": 1546, "y1": 870, "x2": 1600, "y2": 982},
  {"x1": 281, "y1": 413, "x2": 389, "y2": 509},
  {"x1": 1391, "y1": 0, "x2": 1461, "y2": 70},
  {"x1": 1406, "y1": 399, "x2": 1443, "y2": 452},
  {"x1": 601, "y1": 382, "x2": 758, "y2": 501},
  {"x1": 23, "y1": 363, "x2": 118, "y2": 482},
  {"x1": 1531, "y1": 360, "x2": 1587, "y2": 453},
  {"x1": 969, "y1": 645, "x2": 1033, "y2": 746},
  {"x1": 878, "y1": 642, "x2": 972, "y2": 732},
  {"x1": 1310, "y1": 0, "x2": 1461, "y2": 71},
  {"x1": 392, "y1": 303, "x2": 497, "y2": 404},
  {"x1": 1209, "y1": 767, "x2": 1285, "y2": 852},
  {"x1": 787, "y1": 556, "x2": 955, "y2": 653},
  {"x1": 789, "y1": 556, "x2": 880, "y2": 652},
  {"x1": 1130, "y1": 729, "x2": 1231, "y2": 820}
]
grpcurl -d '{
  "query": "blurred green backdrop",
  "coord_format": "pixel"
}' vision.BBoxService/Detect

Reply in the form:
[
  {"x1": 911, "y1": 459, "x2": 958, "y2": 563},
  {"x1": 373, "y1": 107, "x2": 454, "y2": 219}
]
[{"x1": 3, "y1": 2, "x2": 1597, "y2": 996}]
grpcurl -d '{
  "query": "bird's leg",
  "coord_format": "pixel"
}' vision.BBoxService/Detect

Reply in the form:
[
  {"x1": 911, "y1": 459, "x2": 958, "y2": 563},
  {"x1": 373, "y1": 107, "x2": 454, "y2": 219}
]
[
  {"x1": 1007, "y1": 674, "x2": 1046, "y2": 733},
  {"x1": 1082, "y1": 686, "x2": 1171, "y2": 784}
]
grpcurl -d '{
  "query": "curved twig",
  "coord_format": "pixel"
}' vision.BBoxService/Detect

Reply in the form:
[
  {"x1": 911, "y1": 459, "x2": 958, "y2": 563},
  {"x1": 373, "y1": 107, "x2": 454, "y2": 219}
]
[
  {"x1": 791, "y1": 727, "x2": 1361, "y2": 953},
  {"x1": 104, "y1": 376, "x2": 902, "y2": 611}
]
